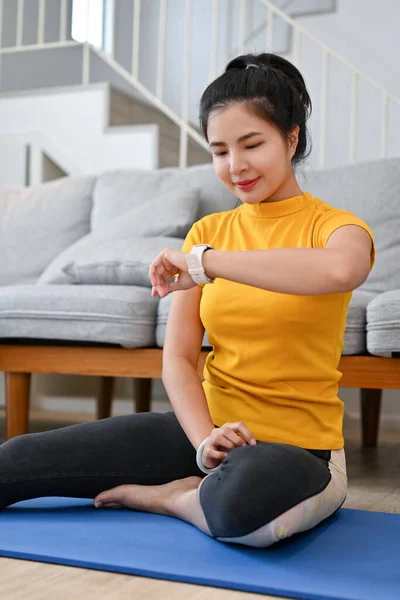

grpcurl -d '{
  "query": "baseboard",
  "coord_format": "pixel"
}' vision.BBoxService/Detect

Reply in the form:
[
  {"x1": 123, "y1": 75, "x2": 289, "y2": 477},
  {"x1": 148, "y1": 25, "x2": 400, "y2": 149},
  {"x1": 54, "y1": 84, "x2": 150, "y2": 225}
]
[
  {"x1": 345, "y1": 410, "x2": 400, "y2": 429},
  {"x1": 39, "y1": 395, "x2": 172, "y2": 416}
]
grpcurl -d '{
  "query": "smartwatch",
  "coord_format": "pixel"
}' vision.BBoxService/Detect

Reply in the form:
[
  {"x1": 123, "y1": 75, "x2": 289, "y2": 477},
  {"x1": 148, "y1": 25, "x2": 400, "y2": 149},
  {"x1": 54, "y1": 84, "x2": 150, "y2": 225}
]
[{"x1": 184, "y1": 244, "x2": 214, "y2": 285}]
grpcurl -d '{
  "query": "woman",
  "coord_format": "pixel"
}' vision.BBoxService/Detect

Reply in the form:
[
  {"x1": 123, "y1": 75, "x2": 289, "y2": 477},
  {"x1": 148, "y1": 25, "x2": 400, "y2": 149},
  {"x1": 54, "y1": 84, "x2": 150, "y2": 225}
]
[{"x1": 0, "y1": 53, "x2": 374, "y2": 548}]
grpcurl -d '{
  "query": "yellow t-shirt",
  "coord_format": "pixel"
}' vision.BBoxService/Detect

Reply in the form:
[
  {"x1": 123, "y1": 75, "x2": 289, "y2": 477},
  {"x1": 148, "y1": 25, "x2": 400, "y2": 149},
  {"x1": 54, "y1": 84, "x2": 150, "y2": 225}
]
[{"x1": 181, "y1": 192, "x2": 375, "y2": 450}]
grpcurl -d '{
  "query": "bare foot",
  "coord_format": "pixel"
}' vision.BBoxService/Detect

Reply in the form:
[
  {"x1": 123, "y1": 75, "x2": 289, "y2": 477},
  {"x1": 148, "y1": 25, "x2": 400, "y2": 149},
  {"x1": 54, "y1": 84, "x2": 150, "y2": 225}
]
[{"x1": 94, "y1": 476, "x2": 203, "y2": 516}]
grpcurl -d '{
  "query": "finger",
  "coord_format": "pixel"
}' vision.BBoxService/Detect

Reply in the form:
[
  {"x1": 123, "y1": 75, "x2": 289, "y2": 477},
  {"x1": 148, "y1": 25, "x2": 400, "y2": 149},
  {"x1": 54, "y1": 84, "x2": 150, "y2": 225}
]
[
  {"x1": 228, "y1": 422, "x2": 257, "y2": 445},
  {"x1": 149, "y1": 255, "x2": 171, "y2": 286},
  {"x1": 154, "y1": 265, "x2": 177, "y2": 287},
  {"x1": 204, "y1": 448, "x2": 228, "y2": 462},
  {"x1": 213, "y1": 426, "x2": 248, "y2": 448},
  {"x1": 209, "y1": 432, "x2": 239, "y2": 451},
  {"x1": 94, "y1": 486, "x2": 124, "y2": 508},
  {"x1": 95, "y1": 502, "x2": 123, "y2": 509}
]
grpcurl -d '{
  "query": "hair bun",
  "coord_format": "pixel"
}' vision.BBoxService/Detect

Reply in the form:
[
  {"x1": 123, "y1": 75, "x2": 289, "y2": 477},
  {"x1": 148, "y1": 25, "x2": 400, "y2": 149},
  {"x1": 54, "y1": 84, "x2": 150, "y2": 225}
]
[{"x1": 225, "y1": 55, "x2": 264, "y2": 72}]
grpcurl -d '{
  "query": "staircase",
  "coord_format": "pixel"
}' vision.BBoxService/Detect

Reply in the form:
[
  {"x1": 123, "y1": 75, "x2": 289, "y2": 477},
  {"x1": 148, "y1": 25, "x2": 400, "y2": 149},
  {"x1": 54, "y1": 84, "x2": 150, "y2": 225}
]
[{"x1": 0, "y1": 0, "x2": 399, "y2": 183}]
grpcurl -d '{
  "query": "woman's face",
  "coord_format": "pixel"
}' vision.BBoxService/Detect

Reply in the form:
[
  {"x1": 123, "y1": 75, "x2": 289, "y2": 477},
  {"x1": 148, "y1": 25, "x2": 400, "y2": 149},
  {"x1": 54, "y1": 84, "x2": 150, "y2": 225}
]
[{"x1": 207, "y1": 102, "x2": 299, "y2": 204}]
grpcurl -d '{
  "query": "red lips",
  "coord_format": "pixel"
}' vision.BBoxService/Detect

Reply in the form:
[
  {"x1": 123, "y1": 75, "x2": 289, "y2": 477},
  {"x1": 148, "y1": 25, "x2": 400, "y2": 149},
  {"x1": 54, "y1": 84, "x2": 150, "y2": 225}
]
[{"x1": 235, "y1": 177, "x2": 260, "y2": 191}]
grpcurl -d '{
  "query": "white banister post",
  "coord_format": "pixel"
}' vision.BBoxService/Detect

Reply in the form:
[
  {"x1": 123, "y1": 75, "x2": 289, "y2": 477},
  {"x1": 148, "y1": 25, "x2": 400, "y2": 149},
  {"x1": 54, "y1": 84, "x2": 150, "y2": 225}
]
[
  {"x1": 82, "y1": 42, "x2": 90, "y2": 84},
  {"x1": 38, "y1": 0, "x2": 45, "y2": 44},
  {"x1": 319, "y1": 49, "x2": 329, "y2": 168},
  {"x1": 156, "y1": 0, "x2": 167, "y2": 100},
  {"x1": 225, "y1": 0, "x2": 233, "y2": 65},
  {"x1": 380, "y1": 93, "x2": 388, "y2": 159},
  {"x1": 16, "y1": 0, "x2": 24, "y2": 47},
  {"x1": 109, "y1": 0, "x2": 116, "y2": 58},
  {"x1": 59, "y1": 0, "x2": 67, "y2": 41},
  {"x1": 238, "y1": 0, "x2": 246, "y2": 55},
  {"x1": 0, "y1": 0, "x2": 3, "y2": 88},
  {"x1": 179, "y1": 0, "x2": 192, "y2": 168},
  {"x1": 266, "y1": 5, "x2": 274, "y2": 51},
  {"x1": 131, "y1": 0, "x2": 141, "y2": 79},
  {"x1": 209, "y1": 0, "x2": 219, "y2": 82},
  {"x1": 81, "y1": 0, "x2": 90, "y2": 83},
  {"x1": 349, "y1": 71, "x2": 358, "y2": 163},
  {"x1": 292, "y1": 27, "x2": 301, "y2": 69}
]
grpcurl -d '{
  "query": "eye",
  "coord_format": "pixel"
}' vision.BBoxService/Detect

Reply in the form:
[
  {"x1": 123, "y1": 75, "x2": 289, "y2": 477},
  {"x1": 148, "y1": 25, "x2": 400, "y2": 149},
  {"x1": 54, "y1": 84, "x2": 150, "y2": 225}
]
[
  {"x1": 213, "y1": 151, "x2": 228, "y2": 157},
  {"x1": 246, "y1": 142, "x2": 262, "y2": 150}
]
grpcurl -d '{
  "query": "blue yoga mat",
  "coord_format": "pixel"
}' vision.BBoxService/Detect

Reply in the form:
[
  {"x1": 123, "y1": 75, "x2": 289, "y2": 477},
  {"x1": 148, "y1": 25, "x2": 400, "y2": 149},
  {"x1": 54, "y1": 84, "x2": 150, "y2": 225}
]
[{"x1": 0, "y1": 498, "x2": 398, "y2": 600}]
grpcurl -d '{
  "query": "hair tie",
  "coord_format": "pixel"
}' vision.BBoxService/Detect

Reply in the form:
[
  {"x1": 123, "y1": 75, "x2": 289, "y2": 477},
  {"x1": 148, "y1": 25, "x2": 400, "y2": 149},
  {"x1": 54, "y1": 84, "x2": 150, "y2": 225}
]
[{"x1": 245, "y1": 63, "x2": 260, "y2": 69}]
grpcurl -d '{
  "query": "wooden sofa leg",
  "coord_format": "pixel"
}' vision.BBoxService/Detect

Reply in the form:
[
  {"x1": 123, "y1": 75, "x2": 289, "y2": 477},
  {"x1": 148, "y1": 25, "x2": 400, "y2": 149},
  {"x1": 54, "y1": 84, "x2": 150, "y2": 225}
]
[
  {"x1": 97, "y1": 376, "x2": 115, "y2": 419},
  {"x1": 361, "y1": 388, "x2": 382, "y2": 448},
  {"x1": 5, "y1": 372, "x2": 31, "y2": 440},
  {"x1": 133, "y1": 378, "x2": 152, "y2": 413}
]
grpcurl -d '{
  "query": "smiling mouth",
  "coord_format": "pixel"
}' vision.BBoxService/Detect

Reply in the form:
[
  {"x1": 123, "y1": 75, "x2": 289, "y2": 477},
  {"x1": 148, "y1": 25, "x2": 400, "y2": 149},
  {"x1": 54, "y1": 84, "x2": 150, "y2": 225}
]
[{"x1": 235, "y1": 177, "x2": 260, "y2": 190}]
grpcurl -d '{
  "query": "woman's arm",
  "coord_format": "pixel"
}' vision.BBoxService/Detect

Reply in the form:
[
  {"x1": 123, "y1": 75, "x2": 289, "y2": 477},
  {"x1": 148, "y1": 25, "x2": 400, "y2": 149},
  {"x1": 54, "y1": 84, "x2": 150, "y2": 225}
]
[
  {"x1": 150, "y1": 225, "x2": 373, "y2": 297},
  {"x1": 202, "y1": 225, "x2": 373, "y2": 295},
  {"x1": 162, "y1": 286, "x2": 215, "y2": 450}
]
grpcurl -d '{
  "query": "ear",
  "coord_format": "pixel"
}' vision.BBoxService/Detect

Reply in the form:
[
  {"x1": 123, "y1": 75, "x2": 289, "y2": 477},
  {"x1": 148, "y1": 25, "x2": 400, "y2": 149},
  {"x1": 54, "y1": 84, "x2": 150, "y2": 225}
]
[{"x1": 288, "y1": 125, "x2": 300, "y2": 158}]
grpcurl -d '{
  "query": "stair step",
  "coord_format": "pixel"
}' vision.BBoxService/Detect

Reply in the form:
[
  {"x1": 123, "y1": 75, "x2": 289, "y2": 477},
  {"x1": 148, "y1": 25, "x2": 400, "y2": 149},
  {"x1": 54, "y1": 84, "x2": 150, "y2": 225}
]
[{"x1": 109, "y1": 87, "x2": 210, "y2": 168}]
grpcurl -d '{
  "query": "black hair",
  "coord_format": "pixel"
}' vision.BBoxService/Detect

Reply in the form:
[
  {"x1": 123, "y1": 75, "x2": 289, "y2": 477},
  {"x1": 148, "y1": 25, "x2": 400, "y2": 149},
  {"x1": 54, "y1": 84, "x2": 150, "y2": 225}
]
[{"x1": 199, "y1": 52, "x2": 312, "y2": 166}]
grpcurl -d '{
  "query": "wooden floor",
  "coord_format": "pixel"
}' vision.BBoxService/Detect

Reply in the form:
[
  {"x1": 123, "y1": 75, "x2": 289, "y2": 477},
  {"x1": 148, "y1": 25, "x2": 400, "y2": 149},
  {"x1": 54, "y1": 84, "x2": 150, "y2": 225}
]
[{"x1": 0, "y1": 408, "x2": 399, "y2": 600}]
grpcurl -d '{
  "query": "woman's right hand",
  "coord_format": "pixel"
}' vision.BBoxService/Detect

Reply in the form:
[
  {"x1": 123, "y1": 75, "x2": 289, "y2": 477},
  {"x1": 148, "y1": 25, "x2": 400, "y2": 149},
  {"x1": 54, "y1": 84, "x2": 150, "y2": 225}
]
[{"x1": 202, "y1": 422, "x2": 257, "y2": 469}]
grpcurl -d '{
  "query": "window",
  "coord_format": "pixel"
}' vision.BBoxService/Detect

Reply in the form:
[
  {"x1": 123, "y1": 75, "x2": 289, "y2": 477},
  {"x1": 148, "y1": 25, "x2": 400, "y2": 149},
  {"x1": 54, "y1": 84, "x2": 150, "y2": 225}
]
[{"x1": 71, "y1": 0, "x2": 113, "y2": 53}]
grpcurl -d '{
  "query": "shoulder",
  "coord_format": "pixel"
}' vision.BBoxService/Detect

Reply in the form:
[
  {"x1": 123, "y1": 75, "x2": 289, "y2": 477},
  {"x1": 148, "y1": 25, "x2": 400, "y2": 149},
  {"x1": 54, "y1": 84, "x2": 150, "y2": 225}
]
[{"x1": 306, "y1": 193, "x2": 374, "y2": 248}]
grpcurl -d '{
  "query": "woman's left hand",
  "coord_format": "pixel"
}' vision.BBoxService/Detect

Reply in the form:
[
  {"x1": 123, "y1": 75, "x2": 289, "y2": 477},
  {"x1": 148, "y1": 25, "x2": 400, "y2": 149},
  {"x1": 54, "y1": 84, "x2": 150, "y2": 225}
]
[{"x1": 149, "y1": 248, "x2": 195, "y2": 297}]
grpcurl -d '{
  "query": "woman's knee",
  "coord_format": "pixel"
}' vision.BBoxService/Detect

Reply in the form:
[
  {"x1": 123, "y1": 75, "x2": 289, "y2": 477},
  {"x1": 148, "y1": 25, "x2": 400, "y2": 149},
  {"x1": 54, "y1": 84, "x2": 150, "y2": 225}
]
[
  {"x1": 198, "y1": 443, "x2": 333, "y2": 541},
  {"x1": 198, "y1": 445, "x2": 268, "y2": 538}
]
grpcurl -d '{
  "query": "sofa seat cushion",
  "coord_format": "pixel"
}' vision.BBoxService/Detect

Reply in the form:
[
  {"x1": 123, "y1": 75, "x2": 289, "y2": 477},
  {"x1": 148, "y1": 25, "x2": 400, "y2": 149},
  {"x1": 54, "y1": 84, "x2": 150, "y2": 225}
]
[
  {"x1": 155, "y1": 294, "x2": 211, "y2": 349},
  {"x1": 367, "y1": 291, "x2": 400, "y2": 357},
  {"x1": 343, "y1": 290, "x2": 377, "y2": 355},
  {"x1": 155, "y1": 290, "x2": 375, "y2": 355},
  {"x1": 0, "y1": 285, "x2": 158, "y2": 348}
]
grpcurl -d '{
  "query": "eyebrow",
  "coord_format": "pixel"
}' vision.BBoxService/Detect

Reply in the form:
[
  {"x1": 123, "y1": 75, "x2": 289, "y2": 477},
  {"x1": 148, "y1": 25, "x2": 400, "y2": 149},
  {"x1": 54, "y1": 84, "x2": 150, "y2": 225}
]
[{"x1": 209, "y1": 131, "x2": 263, "y2": 148}]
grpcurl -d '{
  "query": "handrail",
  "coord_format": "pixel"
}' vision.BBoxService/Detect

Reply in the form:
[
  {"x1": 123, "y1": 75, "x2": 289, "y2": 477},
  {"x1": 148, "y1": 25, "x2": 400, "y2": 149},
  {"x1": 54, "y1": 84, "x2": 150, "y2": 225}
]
[
  {"x1": 0, "y1": 0, "x2": 398, "y2": 169},
  {"x1": 259, "y1": 0, "x2": 400, "y2": 107}
]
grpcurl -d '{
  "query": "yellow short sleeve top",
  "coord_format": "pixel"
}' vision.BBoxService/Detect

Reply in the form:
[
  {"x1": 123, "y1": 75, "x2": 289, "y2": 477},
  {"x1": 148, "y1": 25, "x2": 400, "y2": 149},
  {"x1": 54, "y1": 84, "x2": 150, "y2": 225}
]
[{"x1": 181, "y1": 192, "x2": 375, "y2": 450}]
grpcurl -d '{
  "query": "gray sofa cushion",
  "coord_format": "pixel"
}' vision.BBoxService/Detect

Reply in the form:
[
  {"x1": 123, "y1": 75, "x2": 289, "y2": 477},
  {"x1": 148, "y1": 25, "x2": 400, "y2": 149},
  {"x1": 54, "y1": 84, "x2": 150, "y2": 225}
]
[
  {"x1": 155, "y1": 293, "x2": 211, "y2": 349},
  {"x1": 61, "y1": 237, "x2": 183, "y2": 286},
  {"x1": 299, "y1": 158, "x2": 400, "y2": 294},
  {"x1": 0, "y1": 285, "x2": 159, "y2": 348},
  {"x1": 367, "y1": 291, "x2": 400, "y2": 357},
  {"x1": 344, "y1": 290, "x2": 377, "y2": 355},
  {"x1": 155, "y1": 289, "x2": 375, "y2": 355},
  {"x1": 38, "y1": 188, "x2": 199, "y2": 284},
  {"x1": 91, "y1": 165, "x2": 237, "y2": 229},
  {"x1": 0, "y1": 176, "x2": 95, "y2": 285}
]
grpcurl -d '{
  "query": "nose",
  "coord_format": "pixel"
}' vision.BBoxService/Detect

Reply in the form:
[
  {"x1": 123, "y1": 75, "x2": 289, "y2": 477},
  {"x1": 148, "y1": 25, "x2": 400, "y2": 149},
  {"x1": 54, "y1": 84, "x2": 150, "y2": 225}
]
[{"x1": 229, "y1": 151, "x2": 248, "y2": 176}]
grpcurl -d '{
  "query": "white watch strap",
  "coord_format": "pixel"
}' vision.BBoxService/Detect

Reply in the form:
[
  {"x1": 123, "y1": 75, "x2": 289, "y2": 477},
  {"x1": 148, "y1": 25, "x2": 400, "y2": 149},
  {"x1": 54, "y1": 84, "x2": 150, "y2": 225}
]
[
  {"x1": 196, "y1": 437, "x2": 222, "y2": 475},
  {"x1": 184, "y1": 244, "x2": 214, "y2": 285}
]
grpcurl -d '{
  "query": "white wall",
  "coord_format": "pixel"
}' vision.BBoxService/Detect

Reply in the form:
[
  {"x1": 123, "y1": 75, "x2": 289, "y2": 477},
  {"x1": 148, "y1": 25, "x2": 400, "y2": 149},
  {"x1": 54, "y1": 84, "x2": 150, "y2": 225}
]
[
  {"x1": 298, "y1": 0, "x2": 400, "y2": 99},
  {"x1": 4, "y1": 0, "x2": 398, "y2": 169},
  {"x1": 114, "y1": 0, "x2": 400, "y2": 168},
  {"x1": 294, "y1": 0, "x2": 400, "y2": 168},
  {"x1": 0, "y1": 85, "x2": 159, "y2": 177}
]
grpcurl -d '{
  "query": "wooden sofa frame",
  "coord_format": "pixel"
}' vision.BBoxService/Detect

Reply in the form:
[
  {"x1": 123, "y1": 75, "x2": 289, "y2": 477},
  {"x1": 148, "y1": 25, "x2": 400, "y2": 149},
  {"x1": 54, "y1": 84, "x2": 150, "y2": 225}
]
[{"x1": 1, "y1": 344, "x2": 398, "y2": 447}]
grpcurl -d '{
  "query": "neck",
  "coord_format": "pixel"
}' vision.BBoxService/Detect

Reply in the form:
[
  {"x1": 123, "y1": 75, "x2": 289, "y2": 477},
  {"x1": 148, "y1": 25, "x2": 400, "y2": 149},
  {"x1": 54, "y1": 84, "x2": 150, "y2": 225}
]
[{"x1": 262, "y1": 174, "x2": 302, "y2": 203}]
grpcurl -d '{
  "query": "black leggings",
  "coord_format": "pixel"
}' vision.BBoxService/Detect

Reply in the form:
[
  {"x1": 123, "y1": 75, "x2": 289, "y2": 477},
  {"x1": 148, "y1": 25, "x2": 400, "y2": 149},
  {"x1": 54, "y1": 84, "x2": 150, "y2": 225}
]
[{"x1": 0, "y1": 411, "x2": 346, "y2": 547}]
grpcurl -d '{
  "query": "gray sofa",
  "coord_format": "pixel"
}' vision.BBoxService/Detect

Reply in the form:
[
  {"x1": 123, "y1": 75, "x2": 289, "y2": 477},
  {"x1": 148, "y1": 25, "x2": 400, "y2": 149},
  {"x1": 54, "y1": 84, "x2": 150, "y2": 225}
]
[{"x1": 1, "y1": 158, "x2": 400, "y2": 443}]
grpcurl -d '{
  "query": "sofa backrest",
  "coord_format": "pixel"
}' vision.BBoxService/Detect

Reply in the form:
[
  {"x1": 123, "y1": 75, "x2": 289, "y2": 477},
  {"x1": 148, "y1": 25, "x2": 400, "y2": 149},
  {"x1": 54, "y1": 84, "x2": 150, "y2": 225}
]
[
  {"x1": 299, "y1": 158, "x2": 400, "y2": 294},
  {"x1": 0, "y1": 175, "x2": 95, "y2": 285},
  {"x1": 93, "y1": 158, "x2": 397, "y2": 295},
  {"x1": 91, "y1": 164, "x2": 237, "y2": 231}
]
